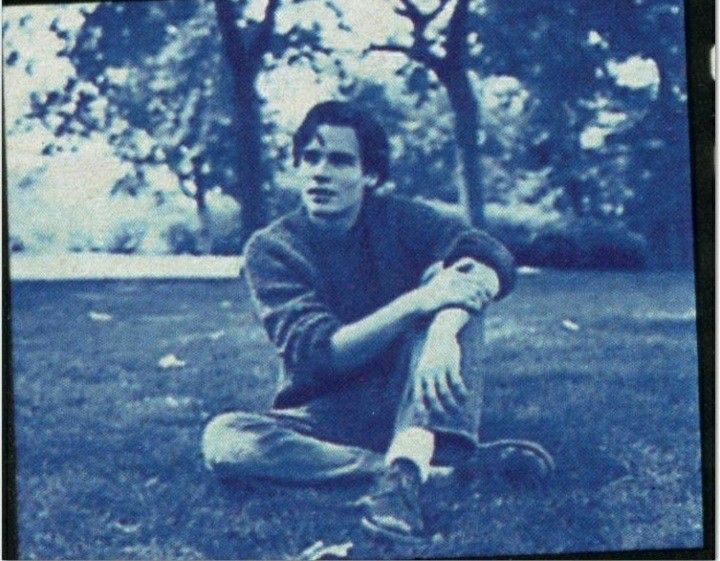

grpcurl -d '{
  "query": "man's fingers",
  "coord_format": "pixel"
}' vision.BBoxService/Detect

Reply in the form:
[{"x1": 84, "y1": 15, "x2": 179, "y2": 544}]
[
  {"x1": 467, "y1": 265, "x2": 500, "y2": 298},
  {"x1": 458, "y1": 278, "x2": 493, "y2": 303},
  {"x1": 448, "y1": 367, "x2": 469, "y2": 401},
  {"x1": 467, "y1": 279, "x2": 495, "y2": 301},
  {"x1": 435, "y1": 372, "x2": 459, "y2": 412},
  {"x1": 443, "y1": 285, "x2": 483, "y2": 312},
  {"x1": 414, "y1": 374, "x2": 425, "y2": 411},
  {"x1": 454, "y1": 267, "x2": 499, "y2": 301},
  {"x1": 422, "y1": 375, "x2": 445, "y2": 414},
  {"x1": 448, "y1": 258, "x2": 499, "y2": 300},
  {"x1": 460, "y1": 295, "x2": 485, "y2": 313}
]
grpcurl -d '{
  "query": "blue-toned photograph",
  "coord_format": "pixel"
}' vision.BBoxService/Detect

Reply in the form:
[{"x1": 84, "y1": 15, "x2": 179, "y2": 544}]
[{"x1": 4, "y1": 0, "x2": 705, "y2": 558}]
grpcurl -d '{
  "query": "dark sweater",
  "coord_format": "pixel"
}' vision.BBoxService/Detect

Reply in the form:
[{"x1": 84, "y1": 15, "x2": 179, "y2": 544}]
[{"x1": 243, "y1": 193, "x2": 516, "y2": 408}]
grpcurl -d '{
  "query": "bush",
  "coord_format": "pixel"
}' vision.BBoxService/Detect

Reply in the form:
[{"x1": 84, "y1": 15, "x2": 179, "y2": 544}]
[
  {"x1": 165, "y1": 223, "x2": 200, "y2": 254},
  {"x1": 393, "y1": 198, "x2": 646, "y2": 270},
  {"x1": 267, "y1": 185, "x2": 302, "y2": 221},
  {"x1": 414, "y1": 197, "x2": 469, "y2": 224},
  {"x1": 574, "y1": 222, "x2": 648, "y2": 269},
  {"x1": 528, "y1": 220, "x2": 648, "y2": 269},
  {"x1": 485, "y1": 201, "x2": 564, "y2": 264},
  {"x1": 7, "y1": 139, "x2": 205, "y2": 255},
  {"x1": 202, "y1": 187, "x2": 243, "y2": 255},
  {"x1": 526, "y1": 232, "x2": 580, "y2": 268}
]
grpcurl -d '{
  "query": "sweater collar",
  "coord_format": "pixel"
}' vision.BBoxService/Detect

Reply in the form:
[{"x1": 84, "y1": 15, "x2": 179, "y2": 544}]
[{"x1": 300, "y1": 194, "x2": 375, "y2": 244}]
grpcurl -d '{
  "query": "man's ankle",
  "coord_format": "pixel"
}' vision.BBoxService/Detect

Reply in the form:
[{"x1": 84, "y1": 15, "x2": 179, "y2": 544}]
[
  {"x1": 385, "y1": 427, "x2": 435, "y2": 482},
  {"x1": 390, "y1": 457, "x2": 422, "y2": 480}
]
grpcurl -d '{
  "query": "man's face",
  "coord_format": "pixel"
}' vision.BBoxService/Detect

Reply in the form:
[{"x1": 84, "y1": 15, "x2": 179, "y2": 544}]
[{"x1": 298, "y1": 124, "x2": 375, "y2": 224}]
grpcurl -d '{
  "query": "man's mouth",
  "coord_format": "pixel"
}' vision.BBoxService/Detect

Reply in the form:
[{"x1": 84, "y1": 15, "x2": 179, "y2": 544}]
[{"x1": 306, "y1": 187, "x2": 336, "y2": 199}]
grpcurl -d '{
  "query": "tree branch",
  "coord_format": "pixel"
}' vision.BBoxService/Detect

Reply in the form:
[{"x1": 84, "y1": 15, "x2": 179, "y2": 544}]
[
  {"x1": 370, "y1": 0, "x2": 455, "y2": 73},
  {"x1": 251, "y1": 0, "x2": 282, "y2": 62},
  {"x1": 365, "y1": 42, "x2": 443, "y2": 75},
  {"x1": 444, "y1": 0, "x2": 469, "y2": 66},
  {"x1": 394, "y1": 0, "x2": 452, "y2": 26},
  {"x1": 366, "y1": 43, "x2": 412, "y2": 56},
  {"x1": 427, "y1": 0, "x2": 452, "y2": 21},
  {"x1": 214, "y1": 0, "x2": 246, "y2": 63},
  {"x1": 395, "y1": 0, "x2": 426, "y2": 24}
]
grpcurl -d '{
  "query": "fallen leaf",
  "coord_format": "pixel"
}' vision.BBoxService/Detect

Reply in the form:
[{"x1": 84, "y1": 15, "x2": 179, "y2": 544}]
[
  {"x1": 299, "y1": 540, "x2": 353, "y2": 560},
  {"x1": 562, "y1": 319, "x2": 580, "y2": 331},
  {"x1": 110, "y1": 520, "x2": 141, "y2": 534},
  {"x1": 158, "y1": 354, "x2": 186, "y2": 369},
  {"x1": 518, "y1": 266, "x2": 542, "y2": 275},
  {"x1": 428, "y1": 465, "x2": 454, "y2": 478},
  {"x1": 300, "y1": 541, "x2": 324, "y2": 560},
  {"x1": 88, "y1": 311, "x2": 112, "y2": 322},
  {"x1": 345, "y1": 495, "x2": 371, "y2": 509},
  {"x1": 164, "y1": 396, "x2": 193, "y2": 408},
  {"x1": 209, "y1": 330, "x2": 225, "y2": 340}
]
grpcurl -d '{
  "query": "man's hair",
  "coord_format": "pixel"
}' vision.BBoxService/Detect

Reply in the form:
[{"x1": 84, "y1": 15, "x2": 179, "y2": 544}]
[{"x1": 292, "y1": 100, "x2": 389, "y2": 186}]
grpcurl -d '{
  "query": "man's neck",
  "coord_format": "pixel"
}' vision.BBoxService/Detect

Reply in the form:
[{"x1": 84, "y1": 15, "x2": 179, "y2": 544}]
[{"x1": 306, "y1": 200, "x2": 364, "y2": 234}]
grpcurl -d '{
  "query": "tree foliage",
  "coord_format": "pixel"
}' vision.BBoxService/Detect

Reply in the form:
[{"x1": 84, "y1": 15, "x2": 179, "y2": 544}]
[
  {"x1": 474, "y1": 0, "x2": 692, "y2": 267},
  {"x1": 4, "y1": 0, "x2": 694, "y2": 267},
  {"x1": 5, "y1": 5, "x2": 202, "y2": 254}
]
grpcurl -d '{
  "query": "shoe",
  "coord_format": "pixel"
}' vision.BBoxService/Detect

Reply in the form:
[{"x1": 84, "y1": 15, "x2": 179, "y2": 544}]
[
  {"x1": 458, "y1": 438, "x2": 555, "y2": 483},
  {"x1": 360, "y1": 459, "x2": 426, "y2": 544}
]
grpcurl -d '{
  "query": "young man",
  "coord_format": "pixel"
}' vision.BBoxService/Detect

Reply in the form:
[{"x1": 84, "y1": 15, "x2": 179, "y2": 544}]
[{"x1": 202, "y1": 101, "x2": 553, "y2": 543}]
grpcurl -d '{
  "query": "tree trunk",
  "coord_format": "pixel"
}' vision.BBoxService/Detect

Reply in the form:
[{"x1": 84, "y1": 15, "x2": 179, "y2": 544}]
[
  {"x1": 444, "y1": 73, "x2": 485, "y2": 228},
  {"x1": 193, "y1": 174, "x2": 212, "y2": 254},
  {"x1": 214, "y1": 0, "x2": 269, "y2": 240},
  {"x1": 233, "y1": 79, "x2": 269, "y2": 236}
]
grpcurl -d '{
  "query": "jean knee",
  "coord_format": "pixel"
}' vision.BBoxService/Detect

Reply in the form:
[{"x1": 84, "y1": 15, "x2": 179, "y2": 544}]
[{"x1": 201, "y1": 412, "x2": 249, "y2": 470}]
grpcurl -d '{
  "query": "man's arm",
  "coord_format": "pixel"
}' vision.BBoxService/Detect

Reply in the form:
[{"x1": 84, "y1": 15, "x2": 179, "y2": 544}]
[
  {"x1": 413, "y1": 262, "x2": 500, "y2": 414},
  {"x1": 328, "y1": 290, "x2": 422, "y2": 371},
  {"x1": 392, "y1": 197, "x2": 517, "y2": 299},
  {"x1": 246, "y1": 226, "x2": 503, "y2": 394},
  {"x1": 329, "y1": 258, "x2": 497, "y2": 373}
]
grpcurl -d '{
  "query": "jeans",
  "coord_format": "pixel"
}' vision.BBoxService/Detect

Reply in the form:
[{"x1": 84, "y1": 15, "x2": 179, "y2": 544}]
[{"x1": 201, "y1": 313, "x2": 486, "y2": 483}]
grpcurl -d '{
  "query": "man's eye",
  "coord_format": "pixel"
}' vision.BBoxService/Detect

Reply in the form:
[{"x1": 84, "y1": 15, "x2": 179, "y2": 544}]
[
  {"x1": 328, "y1": 153, "x2": 356, "y2": 167},
  {"x1": 302, "y1": 150, "x2": 322, "y2": 165}
]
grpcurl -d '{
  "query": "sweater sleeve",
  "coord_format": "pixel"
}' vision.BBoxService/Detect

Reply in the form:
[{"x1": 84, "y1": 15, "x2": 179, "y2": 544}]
[
  {"x1": 396, "y1": 198, "x2": 517, "y2": 299},
  {"x1": 243, "y1": 232, "x2": 342, "y2": 385}
]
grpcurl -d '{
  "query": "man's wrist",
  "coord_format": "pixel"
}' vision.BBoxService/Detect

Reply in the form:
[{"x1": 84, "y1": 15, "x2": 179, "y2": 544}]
[
  {"x1": 404, "y1": 286, "x2": 432, "y2": 317},
  {"x1": 428, "y1": 308, "x2": 470, "y2": 337}
]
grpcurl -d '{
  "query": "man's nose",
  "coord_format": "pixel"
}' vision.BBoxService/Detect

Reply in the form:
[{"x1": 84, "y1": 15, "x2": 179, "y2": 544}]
[{"x1": 312, "y1": 159, "x2": 331, "y2": 182}]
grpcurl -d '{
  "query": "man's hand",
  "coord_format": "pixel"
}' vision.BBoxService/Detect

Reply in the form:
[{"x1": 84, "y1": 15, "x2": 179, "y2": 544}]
[
  {"x1": 412, "y1": 258, "x2": 500, "y2": 316},
  {"x1": 327, "y1": 257, "x2": 498, "y2": 376},
  {"x1": 413, "y1": 329, "x2": 468, "y2": 415}
]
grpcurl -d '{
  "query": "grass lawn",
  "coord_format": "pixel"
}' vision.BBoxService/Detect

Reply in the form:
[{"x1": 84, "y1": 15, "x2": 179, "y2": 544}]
[{"x1": 10, "y1": 271, "x2": 705, "y2": 559}]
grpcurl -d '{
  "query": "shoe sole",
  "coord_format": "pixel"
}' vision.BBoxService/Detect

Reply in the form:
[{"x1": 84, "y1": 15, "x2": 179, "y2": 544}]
[{"x1": 360, "y1": 516, "x2": 426, "y2": 545}]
